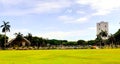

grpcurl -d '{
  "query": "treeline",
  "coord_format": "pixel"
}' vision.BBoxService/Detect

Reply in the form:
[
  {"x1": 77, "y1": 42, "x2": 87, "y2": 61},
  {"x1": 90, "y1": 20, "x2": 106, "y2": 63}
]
[
  {"x1": 22, "y1": 29, "x2": 120, "y2": 49},
  {"x1": 0, "y1": 29, "x2": 120, "y2": 49},
  {"x1": 0, "y1": 33, "x2": 95, "y2": 49}
]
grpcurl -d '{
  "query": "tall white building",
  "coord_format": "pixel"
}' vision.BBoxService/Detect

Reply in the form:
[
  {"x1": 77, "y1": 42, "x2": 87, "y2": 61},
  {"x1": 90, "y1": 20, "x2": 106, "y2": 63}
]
[{"x1": 97, "y1": 21, "x2": 108, "y2": 36}]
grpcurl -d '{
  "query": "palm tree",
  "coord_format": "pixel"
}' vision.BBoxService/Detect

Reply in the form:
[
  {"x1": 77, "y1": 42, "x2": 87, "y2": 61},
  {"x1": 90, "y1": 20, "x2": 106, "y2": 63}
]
[
  {"x1": 0, "y1": 21, "x2": 10, "y2": 47},
  {"x1": 14, "y1": 32, "x2": 23, "y2": 42}
]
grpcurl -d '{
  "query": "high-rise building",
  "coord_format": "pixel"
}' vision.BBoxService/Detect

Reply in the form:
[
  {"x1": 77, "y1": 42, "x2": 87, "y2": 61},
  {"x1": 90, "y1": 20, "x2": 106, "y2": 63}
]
[{"x1": 97, "y1": 21, "x2": 108, "y2": 36}]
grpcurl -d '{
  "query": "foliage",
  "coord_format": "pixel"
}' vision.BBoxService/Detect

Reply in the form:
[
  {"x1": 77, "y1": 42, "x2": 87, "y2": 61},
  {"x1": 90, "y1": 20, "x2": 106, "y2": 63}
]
[
  {"x1": 108, "y1": 34, "x2": 115, "y2": 44},
  {"x1": 14, "y1": 32, "x2": 23, "y2": 41},
  {"x1": 25, "y1": 33, "x2": 32, "y2": 43},
  {"x1": 87, "y1": 40, "x2": 96, "y2": 45},
  {"x1": 0, "y1": 21, "x2": 10, "y2": 33},
  {"x1": 99, "y1": 30, "x2": 108, "y2": 37},
  {"x1": 95, "y1": 35, "x2": 102, "y2": 46},
  {"x1": 114, "y1": 29, "x2": 120, "y2": 43},
  {"x1": 0, "y1": 21, "x2": 10, "y2": 48},
  {"x1": 67, "y1": 41, "x2": 77, "y2": 46},
  {"x1": 0, "y1": 34, "x2": 8, "y2": 49},
  {"x1": 77, "y1": 40, "x2": 86, "y2": 46}
]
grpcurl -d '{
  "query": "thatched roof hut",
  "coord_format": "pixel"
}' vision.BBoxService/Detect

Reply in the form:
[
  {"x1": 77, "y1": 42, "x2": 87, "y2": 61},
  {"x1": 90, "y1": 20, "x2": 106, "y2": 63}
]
[{"x1": 7, "y1": 37, "x2": 31, "y2": 47}]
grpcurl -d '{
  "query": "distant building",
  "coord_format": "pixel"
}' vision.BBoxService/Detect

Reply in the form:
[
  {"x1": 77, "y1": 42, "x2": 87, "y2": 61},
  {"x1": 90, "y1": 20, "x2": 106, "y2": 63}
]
[{"x1": 97, "y1": 21, "x2": 108, "y2": 39}]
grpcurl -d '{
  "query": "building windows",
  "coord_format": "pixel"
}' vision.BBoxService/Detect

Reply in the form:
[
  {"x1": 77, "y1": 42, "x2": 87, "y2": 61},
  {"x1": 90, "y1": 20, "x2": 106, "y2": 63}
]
[
  {"x1": 99, "y1": 28, "x2": 100, "y2": 30},
  {"x1": 105, "y1": 25, "x2": 106, "y2": 27},
  {"x1": 97, "y1": 21, "x2": 108, "y2": 37},
  {"x1": 99, "y1": 24, "x2": 100, "y2": 26}
]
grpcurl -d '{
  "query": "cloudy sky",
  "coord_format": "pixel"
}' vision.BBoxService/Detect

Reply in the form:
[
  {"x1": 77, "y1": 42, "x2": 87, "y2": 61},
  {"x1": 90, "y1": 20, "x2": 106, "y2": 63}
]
[{"x1": 0, "y1": 0, "x2": 120, "y2": 41}]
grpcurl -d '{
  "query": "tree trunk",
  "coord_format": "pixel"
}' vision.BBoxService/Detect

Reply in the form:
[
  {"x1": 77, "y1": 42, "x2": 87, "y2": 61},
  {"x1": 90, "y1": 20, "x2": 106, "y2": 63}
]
[
  {"x1": 112, "y1": 41, "x2": 114, "y2": 48},
  {"x1": 100, "y1": 41, "x2": 101, "y2": 48},
  {"x1": 4, "y1": 31, "x2": 6, "y2": 48}
]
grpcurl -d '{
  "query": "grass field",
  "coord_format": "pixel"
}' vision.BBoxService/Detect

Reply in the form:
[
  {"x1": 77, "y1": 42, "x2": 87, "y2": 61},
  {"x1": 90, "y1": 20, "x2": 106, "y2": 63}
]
[{"x1": 0, "y1": 49, "x2": 120, "y2": 64}]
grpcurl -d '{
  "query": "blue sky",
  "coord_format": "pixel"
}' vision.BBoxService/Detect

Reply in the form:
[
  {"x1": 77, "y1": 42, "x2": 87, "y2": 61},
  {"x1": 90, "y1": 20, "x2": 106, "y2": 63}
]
[{"x1": 0, "y1": 0, "x2": 120, "y2": 41}]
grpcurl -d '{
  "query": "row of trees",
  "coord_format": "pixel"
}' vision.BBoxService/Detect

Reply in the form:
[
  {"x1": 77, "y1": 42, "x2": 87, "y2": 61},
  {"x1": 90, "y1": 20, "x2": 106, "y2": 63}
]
[
  {"x1": 0, "y1": 21, "x2": 120, "y2": 49},
  {"x1": 0, "y1": 32, "x2": 95, "y2": 49}
]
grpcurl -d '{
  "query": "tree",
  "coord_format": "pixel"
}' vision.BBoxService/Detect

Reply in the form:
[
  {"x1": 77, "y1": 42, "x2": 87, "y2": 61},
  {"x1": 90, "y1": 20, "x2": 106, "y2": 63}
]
[
  {"x1": 108, "y1": 34, "x2": 115, "y2": 48},
  {"x1": 114, "y1": 29, "x2": 120, "y2": 45},
  {"x1": 0, "y1": 34, "x2": 8, "y2": 49},
  {"x1": 95, "y1": 35, "x2": 102, "y2": 48},
  {"x1": 0, "y1": 21, "x2": 10, "y2": 47},
  {"x1": 25, "y1": 33, "x2": 32, "y2": 43},
  {"x1": 99, "y1": 30, "x2": 108, "y2": 37},
  {"x1": 60, "y1": 40, "x2": 67, "y2": 46},
  {"x1": 96, "y1": 30, "x2": 108, "y2": 48},
  {"x1": 87, "y1": 40, "x2": 96, "y2": 45},
  {"x1": 77, "y1": 40, "x2": 86, "y2": 46},
  {"x1": 67, "y1": 41, "x2": 77, "y2": 46},
  {"x1": 32, "y1": 36, "x2": 44, "y2": 48},
  {"x1": 14, "y1": 32, "x2": 23, "y2": 42}
]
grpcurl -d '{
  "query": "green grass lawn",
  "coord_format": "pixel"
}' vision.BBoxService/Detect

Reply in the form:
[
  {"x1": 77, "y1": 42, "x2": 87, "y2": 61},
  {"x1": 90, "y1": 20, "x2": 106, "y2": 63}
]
[{"x1": 0, "y1": 49, "x2": 120, "y2": 64}]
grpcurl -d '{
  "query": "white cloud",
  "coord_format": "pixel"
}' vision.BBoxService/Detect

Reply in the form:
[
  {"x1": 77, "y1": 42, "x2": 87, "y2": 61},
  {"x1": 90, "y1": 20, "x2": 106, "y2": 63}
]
[
  {"x1": 0, "y1": 0, "x2": 23, "y2": 5},
  {"x1": 88, "y1": 27, "x2": 96, "y2": 30},
  {"x1": 1, "y1": 0, "x2": 120, "y2": 16},
  {"x1": 92, "y1": 10, "x2": 111, "y2": 16},
  {"x1": 40, "y1": 31, "x2": 70, "y2": 39},
  {"x1": 0, "y1": 0, "x2": 72, "y2": 16},
  {"x1": 4, "y1": 27, "x2": 96, "y2": 41},
  {"x1": 6, "y1": 28, "x2": 30, "y2": 38},
  {"x1": 12, "y1": 29, "x2": 30, "y2": 33},
  {"x1": 65, "y1": 9, "x2": 73, "y2": 13},
  {"x1": 58, "y1": 15, "x2": 74, "y2": 23},
  {"x1": 33, "y1": 1, "x2": 71, "y2": 13},
  {"x1": 76, "y1": 11, "x2": 86, "y2": 14},
  {"x1": 58, "y1": 15, "x2": 89, "y2": 23},
  {"x1": 76, "y1": 0, "x2": 120, "y2": 16},
  {"x1": 76, "y1": 17, "x2": 88, "y2": 23},
  {"x1": 34, "y1": 26, "x2": 96, "y2": 40},
  {"x1": 37, "y1": 30, "x2": 91, "y2": 40}
]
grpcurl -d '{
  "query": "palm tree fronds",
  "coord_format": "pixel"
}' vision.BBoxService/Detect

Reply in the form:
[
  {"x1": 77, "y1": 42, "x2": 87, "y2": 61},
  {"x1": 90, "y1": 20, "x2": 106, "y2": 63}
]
[{"x1": 0, "y1": 25, "x2": 4, "y2": 27}]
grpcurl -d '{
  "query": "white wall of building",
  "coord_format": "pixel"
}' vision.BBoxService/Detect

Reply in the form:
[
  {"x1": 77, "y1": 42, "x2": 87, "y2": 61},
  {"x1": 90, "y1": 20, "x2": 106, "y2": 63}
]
[{"x1": 97, "y1": 21, "x2": 108, "y2": 35}]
